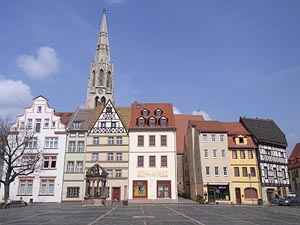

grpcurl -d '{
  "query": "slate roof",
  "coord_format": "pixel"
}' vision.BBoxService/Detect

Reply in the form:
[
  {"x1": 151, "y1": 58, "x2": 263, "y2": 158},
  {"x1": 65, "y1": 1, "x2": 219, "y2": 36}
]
[
  {"x1": 129, "y1": 101, "x2": 175, "y2": 129},
  {"x1": 240, "y1": 117, "x2": 287, "y2": 147},
  {"x1": 66, "y1": 108, "x2": 93, "y2": 131},
  {"x1": 174, "y1": 114, "x2": 204, "y2": 154},
  {"x1": 222, "y1": 122, "x2": 256, "y2": 149},
  {"x1": 288, "y1": 143, "x2": 300, "y2": 170}
]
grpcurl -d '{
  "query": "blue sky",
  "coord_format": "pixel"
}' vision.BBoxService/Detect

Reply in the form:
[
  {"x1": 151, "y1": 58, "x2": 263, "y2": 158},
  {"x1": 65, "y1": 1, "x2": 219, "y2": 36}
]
[{"x1": 0, "y1": 0, "x2": 299, "y2": 155}]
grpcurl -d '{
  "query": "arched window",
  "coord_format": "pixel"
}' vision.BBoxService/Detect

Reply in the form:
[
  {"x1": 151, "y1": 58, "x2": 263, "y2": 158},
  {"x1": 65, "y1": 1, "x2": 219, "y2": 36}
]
[
  {"x1": 244, "y1": 188, "x2": 258, "y2": 199},
  {"x1": 95, "y1": 96, "x2": 99, "y2": 108},
  {"x1": 137, "y1": 117, "x2": 145, "y2": 127},
  {"x1": 99, "y1": 70, "x2": 104, "y2": 86},
  {"x1": 107, "y1": 71, "x2": 112, "y2": 91},
  {"x1": 92, "y1": 70, "x2": 95, "y2": 87},
  {"x1": 101, "y1": 96, "x2": 106, "y2": 104},
  {"x1": 149, "y1": 117, "x2": 156, "y2": 127}
]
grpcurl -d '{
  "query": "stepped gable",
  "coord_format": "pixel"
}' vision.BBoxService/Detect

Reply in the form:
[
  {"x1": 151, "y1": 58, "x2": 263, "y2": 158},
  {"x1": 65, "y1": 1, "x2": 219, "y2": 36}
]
[
  {"x1": 130, "y1": 101, "x2": 175, "y2": 128},
  {"x1": 67, "y1": 108, "x2": 93, "y2": 131},
  {"x1": 222, "y1": 122, "x2": 256, "y2": 149},
  {"x1": 288, "y1": 143, "x2": 300, "y2": 170},
  {"x1": 174, "y1": 114, "x2": 204, "y2": 154},
  {"x1": 116, "y1": 107, "x2": 131, "y2": 129},
  {"x1": 240, "y1": 117, "x2": 287, "y2": 147}
]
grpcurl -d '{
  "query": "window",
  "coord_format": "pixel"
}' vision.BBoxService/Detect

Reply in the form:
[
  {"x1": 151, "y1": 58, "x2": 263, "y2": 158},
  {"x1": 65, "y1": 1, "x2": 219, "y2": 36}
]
[
  {"x1": 115, "y1": 169, "x2": 122, "y2": 178},
  {"x1": 101, "y1": 122, "x2": 106, "y2": 128},
  {"x1": 250, "y1": 167, "x2": 256, "y2": 177},
  {"x1": 242, "y1": 167, "x2": 248, "y2": 177},
  {"x1": 161, "y1": 156, "x2": 167, "y2": 167},
  {"x1": 232, "y1": 150, "x2": 237, "y2": 159},
  {"x1": 27, "y1": 119, "x2": 33, "y2": 129},
  {"x1": 213, "y1": 149, "x2": 217, "y2": 158},
  {"x1": 107, "y1": 169, "x2": 113, "y2": 178},
  {"x1": 211, "y1": 134, "x2": 216, "y2": 142},
  {"x1": 116, "y1": 137, "x2": 123, "y2": 144},
  {"x1": 93, "y1": 137, "x2": 99, "y2": 145},
  {"x1": 44, "y1": 119, "x2": 49, "y2": 129},
  {"x1": 45, "y1": 137, "x2": 58, "y2": 148},
  {"x1": 111, "y1": 122, "x2": 116, "y2": 128},
  {"x1": 22, "y1": 156, "x2": 35, "y2": 168},
  {"x1": 138, "y1": 156, "x2": 144, "y2": 167},
  {"x1": 142, "y1": 109, "x2": 149, "y2": 117},
  {"x1": 77, "y1": 141, "x2": 84, "y2": 152},
  {"x1": 20, "y1": 121, "x2": 25, "y2": 129},
  {"x1": 204, "y1": 149, "x2": 208, "y2": 158},
  {"x1": 240, "y1": 150, "x2": 245, "y2": 159},
  {"x1": 203, "y1": 134, "x2": 208, "y2": 142},
  {"x1": 234, "y1": 167, "x2": 240, "y2": 176},
  {"x1": 149, "y1": 156, "x2": 156, "y2": 167},
  {"x1": 248, "y1": 150, "x2": 253, "y2": 159},
  {"x1": 282, "y1": 169, "x2": 286, "y2": 179},
  {"x1": 107, "y1": 153, "x2": 114, "y2": 161},
  {"x1": 149, "y1": 117, "x2": 156, "y2": 127},
  {"x1": 160, "y1": 135, "x2": 167, "y2": 146},
  {"x1": 264, "y1": 166, "x2": 268, "y2": 178},
  {"x1": 155, "y1": 109, "x2": 162, "y2": 117},
  {"x1": 239, "y1": 137, "x2": 244, "y2": 144},
  {"x1": 106, "y1": 107, "x2": 112, "y2": 113},
  {"x1": 205, "y1": 166, "x2": 210, "y2": 176},
  {"x1": 160, "y1": 117, "x2": 167, "y2": 127},
  {"x1": 27, "y1": 137, "x2": 37, "y2": 148},
  {"x1": 43, "y1": 156, "x2": 56, "y2": 169},
  {"x1": 214, "y1": 167, "x2": 219, "y2": 176},
  {"x1": 37, "y1": 106, "x2": 42, "y2": 113},
  {"x1": 149, "y1": 135, "x2": 155, "y2": 146},
  {"x1": 69, "y1": 141, "x2": 76, "y2": 152},
  {"x1": 19, "y1": 179, "x2": 33, "y2": 195},
  {"x1": 274, "y1": 167, "x2": 277, "y2": 178},
  {"x1": 67, "y1": 161, "x2": 74, "y2": 172},
  {"x1": 108, "y1": 137, "x2": 114, "y2": 145},
  {"x1": 76, "y1": 161, "x2": 83, "y2": 173},
  {"x1": 138, "y1": 117, "x2": 145, "y2": 127},
  {"x1": 35, "y1": 119, "x2": 41, "y2": 133},
  {"x1": 138, "y1": 135, "x2": 144, "y2": 146},
  {"x1": 92, "y1": 153, "x2": 98, "y2": 161},
  {"x1": 221, "y1": 149, "x2": 226, "y2": 158},
  {"x1": 51, "y1": 121, "x2": 56, "y2": 129},
  {"x1": 223, "y1": 167, "x2": 228, "y2": 176},
  {"x1": 73, "y1": 122, "x2": 81, "y2": 129},
  {"x1": 40, "y1": 179, "x2": 54, "y2": 195},
  {"x1": 116, "y1": 153, "x2": 122, "y2": 161},
  {"x1": 67, "y1": 187, "x2": 80, "y2": 198},
  {"x1": 220, "y1": 134, "x2": 225, "y2": 142}
]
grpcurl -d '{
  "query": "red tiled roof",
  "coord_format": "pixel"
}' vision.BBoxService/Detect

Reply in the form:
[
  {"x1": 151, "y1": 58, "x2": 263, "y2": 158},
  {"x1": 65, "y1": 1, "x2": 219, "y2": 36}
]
[
  {"x1": 190, "y1": 120, "x2": 227, "y2": 133},
  {"x1": 174, "y1": 114, "x2": 204, "y2": 154},
  {"x1": 129, "y1": 101, "x2": 175, "y2": 128},
  {"x1": 55, "y1": 112, "x2": 73, "y2": 126},
  {"x1": 288, "y1": 143, "x2": 300, "y2": 170}
]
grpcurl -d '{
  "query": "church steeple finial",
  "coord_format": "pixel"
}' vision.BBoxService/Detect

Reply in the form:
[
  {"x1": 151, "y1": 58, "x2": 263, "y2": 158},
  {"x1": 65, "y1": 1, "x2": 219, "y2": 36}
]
[{"x1": 86, "y1": 9, "x2": 114, "y2": 109}]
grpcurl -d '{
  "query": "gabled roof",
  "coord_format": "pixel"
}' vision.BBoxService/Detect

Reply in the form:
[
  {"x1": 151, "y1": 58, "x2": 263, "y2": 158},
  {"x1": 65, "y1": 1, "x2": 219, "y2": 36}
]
[
  {"x1": 67, "y1": 108, "x2": 93, "y2": 131},
  {"x1": 89, "y1": 103, "x2": 105, "y2": 130},
  {"x1": 240, "y1": 117, "x2": 287, "y2": 147},
  {"x1": 116, "y1": 107, "x2": 131, "y2": 129},
  {"x1": 190, "y1": 120, "x2": 227, "y2": 133},
  {"x1": 54, "y1": 112, "x2": 73, "y2": 126},
  {"x1": 174, "y1": 114, "x2": 204, "y2": 154},
  {"x1": 129, "y1": 101, "x2": 175, "y2": 128},
  {"x1": 222, "y1": 122, "x2": 256, "y2": 149},
  {"x1": 288, "y1": 143, "x2": 300, "y2": 170}
]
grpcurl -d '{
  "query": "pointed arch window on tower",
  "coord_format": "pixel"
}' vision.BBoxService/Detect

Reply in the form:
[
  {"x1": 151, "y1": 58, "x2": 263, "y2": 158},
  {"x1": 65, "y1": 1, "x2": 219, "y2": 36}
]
[
  {"x1": 95, "y1": 96, "x2": 100, "y2": 108},
  {"x1": 99, "y1": 69, "x2": 104, "y2": 86},
  {"x1": 107, "y1": 71, "x2": 112, "y2": 91},
  {"x1": 92, "y1": 71, "x2": 96, "y2": 87}
]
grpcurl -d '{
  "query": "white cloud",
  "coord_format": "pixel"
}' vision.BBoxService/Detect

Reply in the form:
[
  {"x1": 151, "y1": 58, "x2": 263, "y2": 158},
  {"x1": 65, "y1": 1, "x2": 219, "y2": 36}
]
[
  {"x1": 192, "y1": 110, "x2": 212, "y2": 120},
  {"x1": 0, "y1": 76, "x2": 33, "y2": 119},
  {"x1": 173, "y1": 106, "x2": 182, "y2": 114},
  {"x1": 17, "y1": 46, "x2": 59, "y2": 79},
  {"x1": 105, "y1": 0, "x2": 126, "y2": 5}
]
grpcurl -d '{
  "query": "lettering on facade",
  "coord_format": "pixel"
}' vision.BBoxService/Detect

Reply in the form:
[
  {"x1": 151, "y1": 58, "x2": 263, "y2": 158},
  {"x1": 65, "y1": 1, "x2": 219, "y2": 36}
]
[{"x1": 137, "y1": 170, "x2": 168, "y2": 178}]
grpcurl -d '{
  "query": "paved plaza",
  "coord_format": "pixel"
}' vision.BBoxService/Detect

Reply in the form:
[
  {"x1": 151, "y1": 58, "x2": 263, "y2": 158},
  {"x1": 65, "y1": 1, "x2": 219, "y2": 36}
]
[{"x1": 1, "y1": 202, "x2": 300, "y2": 225}]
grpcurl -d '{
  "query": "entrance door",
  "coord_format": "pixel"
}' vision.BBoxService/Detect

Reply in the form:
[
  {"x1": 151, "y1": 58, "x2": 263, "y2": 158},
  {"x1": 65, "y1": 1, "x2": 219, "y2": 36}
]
[
  {"x1": 112, "y1": 187, "x2": 121, "y2": 202},
  {"x1": 235, "y1": 188, "x2": 241, "y2": 204},
  {"x1": 157, "y1": 181, "x2": 171, "y2": 198}
]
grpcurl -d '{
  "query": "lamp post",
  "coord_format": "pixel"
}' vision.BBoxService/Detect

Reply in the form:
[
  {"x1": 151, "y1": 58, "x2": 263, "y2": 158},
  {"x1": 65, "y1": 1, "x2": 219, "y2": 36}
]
[{"x1": 248, "y1": 173, "x2": 253, "y2": 205}]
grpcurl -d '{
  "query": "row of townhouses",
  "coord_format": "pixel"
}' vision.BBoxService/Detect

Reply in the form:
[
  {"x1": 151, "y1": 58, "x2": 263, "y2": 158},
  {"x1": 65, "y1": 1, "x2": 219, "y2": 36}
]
[{"x1": 1, "y1": 9, "x2": 294, "y2": 205}]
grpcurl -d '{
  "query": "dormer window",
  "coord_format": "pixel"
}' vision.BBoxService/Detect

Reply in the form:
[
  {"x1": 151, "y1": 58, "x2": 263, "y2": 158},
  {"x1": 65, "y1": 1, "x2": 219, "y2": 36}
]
[
  {"x1": 138, "y1": 117, "x2": 145, "y2": 127},
  {"x1": 155, "y1": 109, "x2": 162, "y2": 117},
  {"x1": 142, "y1": 109, "x2": 149, "y2": 117},
  {"x1": 149, "y1": 117, "x2": 156, "y2": 127},
  {"x1": 239, "y1": 137, "x2": 244, "y2": 144},
  {"x1": 160, "y1": 117, "x2": 167, "y2": 128},
  {"x1": 73, "y1": 122, "x2": 81, "y2": 129}
]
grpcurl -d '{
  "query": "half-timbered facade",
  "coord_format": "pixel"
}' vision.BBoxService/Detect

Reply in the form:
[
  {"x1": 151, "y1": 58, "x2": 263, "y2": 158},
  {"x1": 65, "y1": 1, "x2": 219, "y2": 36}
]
[
  {"x1": 86, "y1": 100, "x2": 130, "y2": 202},
  {"x1": 9, "y1": 96, "x2": 71, "y2": 203},
  {"x1": 240, "y1": 117, "x2": 289, "y2": 204}
]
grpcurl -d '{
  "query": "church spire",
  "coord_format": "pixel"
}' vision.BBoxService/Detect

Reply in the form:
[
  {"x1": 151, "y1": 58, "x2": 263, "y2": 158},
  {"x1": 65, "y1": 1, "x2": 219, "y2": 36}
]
[{"x1": 86, "y1": 9, "x2": 114, "y2": 109}]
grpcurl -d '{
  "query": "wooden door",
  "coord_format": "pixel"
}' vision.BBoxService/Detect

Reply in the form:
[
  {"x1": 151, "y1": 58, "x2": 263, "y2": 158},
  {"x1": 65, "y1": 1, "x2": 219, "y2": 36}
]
[
  {"x1": 112, "y1": 187, "x2": 121, "y2": 202},
  {"x1": 235, "y1": 188, "x2": 241, "y2": 204}
]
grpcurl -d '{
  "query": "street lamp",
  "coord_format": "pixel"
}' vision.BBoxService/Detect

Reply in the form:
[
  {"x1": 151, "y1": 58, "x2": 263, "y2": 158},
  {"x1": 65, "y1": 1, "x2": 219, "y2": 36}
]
[{"x1": 248, "y1": 173, "x2": 253, "y2": 205}]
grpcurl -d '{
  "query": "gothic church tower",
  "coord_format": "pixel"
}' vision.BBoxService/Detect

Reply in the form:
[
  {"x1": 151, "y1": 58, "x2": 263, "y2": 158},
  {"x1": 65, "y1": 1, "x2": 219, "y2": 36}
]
[{"x1": 86, "y1": 9, "x2": 114, "y2": 109}]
